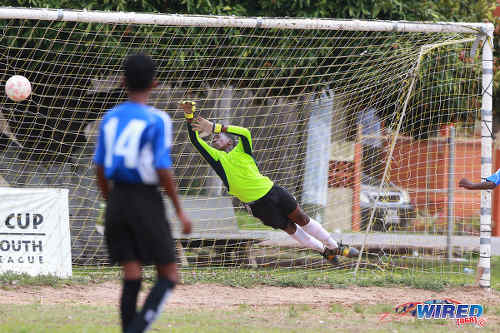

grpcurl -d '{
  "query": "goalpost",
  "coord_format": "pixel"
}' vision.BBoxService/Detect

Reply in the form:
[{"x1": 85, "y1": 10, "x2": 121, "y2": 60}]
[{"x1": 0, "y1": 7, "x2": 493, "y2": 288}]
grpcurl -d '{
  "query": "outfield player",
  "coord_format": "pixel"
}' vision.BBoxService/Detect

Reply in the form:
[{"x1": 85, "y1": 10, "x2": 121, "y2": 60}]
[
  {"x1": 459, "y1": 171, "x2": 499, "y2": 190},
  {"x1": 94, "y1": 54, "x2": 192, "y2": 333},
  {"x1": 180, "y1": 101, "x2": 358, "y2": 264}
]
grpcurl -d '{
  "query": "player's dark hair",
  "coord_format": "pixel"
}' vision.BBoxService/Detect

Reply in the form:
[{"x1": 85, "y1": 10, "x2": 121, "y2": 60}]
[{"x1": 123, "y1": 53, "x2": 156, "y2": 92}]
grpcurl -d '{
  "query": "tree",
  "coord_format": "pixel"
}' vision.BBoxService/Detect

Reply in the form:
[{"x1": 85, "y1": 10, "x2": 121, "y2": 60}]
[{"x1": 1, "y1": 0, "x2": 497, "y2": 157}]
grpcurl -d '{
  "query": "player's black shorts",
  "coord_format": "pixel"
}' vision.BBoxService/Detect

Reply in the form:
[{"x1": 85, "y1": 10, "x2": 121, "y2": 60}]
[
  {"x1": 248, "y1": 185, "x2": 298, "y2": 230},
  {"x1": 104, "y1": 183, "x2": 175, "y2": 266}
]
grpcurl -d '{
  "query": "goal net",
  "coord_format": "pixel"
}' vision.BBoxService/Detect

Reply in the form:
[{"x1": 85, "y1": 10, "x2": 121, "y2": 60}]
[{"x1": 0, "y1": 8, "x2": 493, "y2": 287}]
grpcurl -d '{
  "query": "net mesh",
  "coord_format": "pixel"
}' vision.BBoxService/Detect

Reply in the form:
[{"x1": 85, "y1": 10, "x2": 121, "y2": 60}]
[{"x1": 0, "y1": 14, "x2": 488, "y2": 281}]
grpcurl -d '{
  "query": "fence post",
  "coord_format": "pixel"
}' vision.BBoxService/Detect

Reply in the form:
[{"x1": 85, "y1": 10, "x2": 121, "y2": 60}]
[{"x1": 352, "y1": 125, "x2": 362, "y2": 231}]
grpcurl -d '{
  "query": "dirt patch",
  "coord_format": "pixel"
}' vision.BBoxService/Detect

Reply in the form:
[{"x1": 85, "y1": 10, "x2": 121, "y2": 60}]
[{"x1": 1, "y1": 282, "x2": 499, "y2": 310}]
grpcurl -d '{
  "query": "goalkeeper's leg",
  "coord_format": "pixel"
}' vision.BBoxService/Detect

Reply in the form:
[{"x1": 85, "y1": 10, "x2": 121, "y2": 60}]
[
  {"x1": 288, "y1": 206, "x2": 359, "y2": 262},
  {"x1": 288, "y1": 206, "x2": 339, "y2": 250},
  {"x1": 284, "y1": 222, "x2": 325, "y2": 252},
  {"x1": 265, "y1": 185, "x2": 340, "y2": 250}
]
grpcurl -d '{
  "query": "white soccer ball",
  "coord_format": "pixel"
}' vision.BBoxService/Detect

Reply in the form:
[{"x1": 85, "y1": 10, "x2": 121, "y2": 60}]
[{"x1": 5, "y1": 75, "x2": 31, "y2": 102}]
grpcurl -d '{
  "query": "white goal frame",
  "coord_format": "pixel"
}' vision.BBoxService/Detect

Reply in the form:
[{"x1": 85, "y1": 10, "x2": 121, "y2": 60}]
[{"x1": 0, "y1": 7, "x2": 494, "y2": 289}]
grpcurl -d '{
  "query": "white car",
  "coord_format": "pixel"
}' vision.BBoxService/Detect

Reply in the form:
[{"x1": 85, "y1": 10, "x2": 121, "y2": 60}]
[{"x1": 359, "y1": 175, "x2": 416, "y2": 231}]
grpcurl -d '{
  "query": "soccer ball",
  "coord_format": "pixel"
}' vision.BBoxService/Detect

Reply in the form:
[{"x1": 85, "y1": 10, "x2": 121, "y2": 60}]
[{"x1": 5, "y1": 75, "x2": 31, "y2": 102}]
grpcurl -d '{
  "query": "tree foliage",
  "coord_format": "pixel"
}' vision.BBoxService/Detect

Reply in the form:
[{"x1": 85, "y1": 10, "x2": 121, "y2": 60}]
[
  {"x1": 170, "y1": 0, "x2": 495, "y2": 23},
  {"x1": 1, "y1": 0, "x2": 498, "y2": 135}
]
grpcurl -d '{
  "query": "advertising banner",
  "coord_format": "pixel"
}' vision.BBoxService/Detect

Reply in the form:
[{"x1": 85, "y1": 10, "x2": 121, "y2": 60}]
[{"x1": 0, "y1": 188, "x2": 71, "y2": 277}]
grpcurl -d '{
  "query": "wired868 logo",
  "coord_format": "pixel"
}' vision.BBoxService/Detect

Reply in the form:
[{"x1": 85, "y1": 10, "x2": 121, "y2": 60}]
[
  {"x1": 417, "y1": 300, "x2": 485, "y2": 327},
  {"x1": 379, "y1": 298, "x2": 486, "y2": 328}
]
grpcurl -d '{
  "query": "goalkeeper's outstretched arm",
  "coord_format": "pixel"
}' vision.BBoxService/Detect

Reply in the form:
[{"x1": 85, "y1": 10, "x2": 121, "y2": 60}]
[
  {"x1": 180, "y1": 101, "x2": 222, "y2": 161},
  {"x1": 180, "y1": 101, "x2": 229, "y2": 189},
  {"x1": 180, "y1": 101, "x2": 253, "y2": 156}
]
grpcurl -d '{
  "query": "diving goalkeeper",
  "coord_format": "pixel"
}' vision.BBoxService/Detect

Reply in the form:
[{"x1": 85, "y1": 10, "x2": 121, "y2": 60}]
[{"x1": 180, "y1": 101, "x2": 358, "y2": 264}]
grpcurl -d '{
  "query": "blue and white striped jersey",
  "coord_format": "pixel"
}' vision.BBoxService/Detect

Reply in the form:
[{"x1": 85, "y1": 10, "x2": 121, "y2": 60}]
[{"x1": 93, "y1": 101, "x2": 172, "y2": 184}]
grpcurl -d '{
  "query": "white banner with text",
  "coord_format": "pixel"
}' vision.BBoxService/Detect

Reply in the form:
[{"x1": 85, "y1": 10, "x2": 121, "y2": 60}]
[{"x1": 0, "y1": 188, "x2": 71, "y2": 277}]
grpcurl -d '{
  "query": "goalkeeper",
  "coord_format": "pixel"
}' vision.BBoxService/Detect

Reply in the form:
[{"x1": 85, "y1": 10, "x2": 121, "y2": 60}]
[{"x1": 180, "y1": 101, "x2": 358, "y2": 264}]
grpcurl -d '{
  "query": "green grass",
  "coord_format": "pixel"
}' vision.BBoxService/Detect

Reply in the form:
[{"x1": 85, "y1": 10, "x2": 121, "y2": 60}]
[
  {"x1": 1, "y1": 258, "x2": 498, "y2": 332},
  {"x1": 491, "y1": 255, "x2": 500, "y2": 290},
  {"x1": 0, "y1": 302, "x2": 497, "y2": 333},
  {"x1": 1, "y1": 255, "x2": 498, "y2": 293},
  {"x1": 0, "y1": 271, "x2": 102, "y2": 289},
  {"x1": 178, "y1": 266, "x2": 478, "y2": 291},
  {"x1": 3, "y1": 255, "x2": 496, "y2": 292},
  {"x1": 0, "y1": 244, "x2": 497, "y2": 332},
  {"x1": 179, "y1": 254, "x2": 498, "y2": 291},
  {"x1": 0, "y1": 256, "x2": 497, "y2": 332},
  {"x1": 0, "y1": 304, "x2": 118, "y2": 333},
  {"x1": 353, "y1": 303, "x2": 364, "y2": 314},
  {"x1": 329, "y1": 303, "x2": 344, "y2": 313}
]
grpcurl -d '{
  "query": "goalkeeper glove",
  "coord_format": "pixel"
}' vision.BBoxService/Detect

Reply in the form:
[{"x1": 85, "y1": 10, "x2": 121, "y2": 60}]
[
  {"x1": 181, "y1": 100, "x2": 196, "y2": 119},
  {"x1": 213, "y1": 123, "x2": 222, "y2": 134}
]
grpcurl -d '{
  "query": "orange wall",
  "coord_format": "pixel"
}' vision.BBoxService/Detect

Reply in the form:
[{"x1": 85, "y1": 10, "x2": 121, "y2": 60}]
[
  {"x1": 328, "y1": 137, "x2": 484, "y2": 221},
  {"x1": 494, "y1": 1, "x2": 500, "y2": 17},
  {"x1": 388, "y1": 137, "x2": 482, "y2": 220}
]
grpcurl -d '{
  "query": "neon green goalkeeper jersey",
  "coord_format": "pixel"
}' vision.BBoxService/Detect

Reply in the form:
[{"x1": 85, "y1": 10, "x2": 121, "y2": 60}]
[{"x1": 186, "y1": 122, "x2": 273, "y2": 203}]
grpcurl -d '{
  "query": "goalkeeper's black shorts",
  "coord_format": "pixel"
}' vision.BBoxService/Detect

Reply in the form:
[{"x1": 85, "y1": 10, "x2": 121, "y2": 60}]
[
  {"x1": 104, "y1": 183, "x2": 176, "y2": 266},
  {"x1": 248, "y1": 185, "x2": 298, "y2": 230}
]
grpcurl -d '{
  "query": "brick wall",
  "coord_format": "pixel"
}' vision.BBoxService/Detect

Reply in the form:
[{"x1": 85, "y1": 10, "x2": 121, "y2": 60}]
[
  {"x1": 329, "y1": 136, "x2": 486, "y2": 226},
  {"x1": 388, "y1": 136, "x2": 482, "y2": 220}
]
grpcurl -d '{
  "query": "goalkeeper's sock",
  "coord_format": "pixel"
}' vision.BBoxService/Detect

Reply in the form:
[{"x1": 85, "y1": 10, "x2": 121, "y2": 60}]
[
  {"x1": 126, "y1": 278, "x2": 176, "y2": 333},
  {"x1": 290, "y1": 225, "x2": 325, "y2": 252},
  {"x1": 302, "y1": 218, "x2": 338, "y2": 250},
  {"x1": 121, "y1": 278, "x2": 142, "y2": 331}
]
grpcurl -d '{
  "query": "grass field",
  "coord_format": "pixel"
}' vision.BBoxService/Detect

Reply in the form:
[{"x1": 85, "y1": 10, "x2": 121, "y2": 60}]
[
  {"x1": 0, "y1": 257, "x2": 498, "y2": 332},
  {"x1": 1, "y1": 301, "x2": 499, "y2": 333}
]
